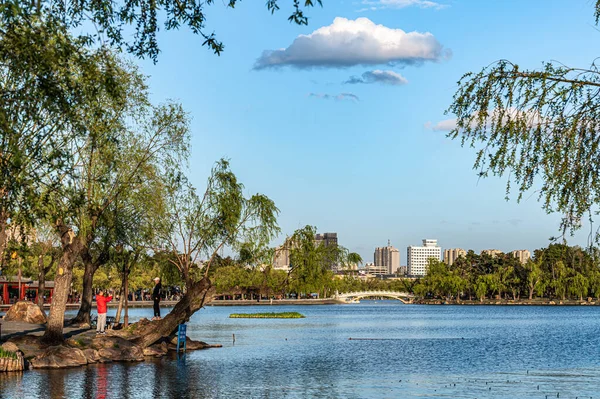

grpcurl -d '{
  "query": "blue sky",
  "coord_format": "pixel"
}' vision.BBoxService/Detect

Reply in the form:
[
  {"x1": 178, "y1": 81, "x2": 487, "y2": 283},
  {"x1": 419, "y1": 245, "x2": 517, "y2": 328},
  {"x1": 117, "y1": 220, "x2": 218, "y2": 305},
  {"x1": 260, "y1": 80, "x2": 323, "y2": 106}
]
[{"x1": 136, "y1": 0, "x2": 596, "y2": 263}]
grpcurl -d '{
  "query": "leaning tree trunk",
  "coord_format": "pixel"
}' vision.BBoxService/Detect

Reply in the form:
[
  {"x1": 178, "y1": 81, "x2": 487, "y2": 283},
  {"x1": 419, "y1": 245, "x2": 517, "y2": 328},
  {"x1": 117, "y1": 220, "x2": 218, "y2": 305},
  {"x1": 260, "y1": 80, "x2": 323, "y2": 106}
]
[
  {"x1": 72, "y1": 257, "x2": 99, "y2": 326},
  {"x1": 41, "y1": 227, "x2": 83, "y2": 344},
  {"x1": 132, "y1": 277, "x2": 213, "y2": 348}
]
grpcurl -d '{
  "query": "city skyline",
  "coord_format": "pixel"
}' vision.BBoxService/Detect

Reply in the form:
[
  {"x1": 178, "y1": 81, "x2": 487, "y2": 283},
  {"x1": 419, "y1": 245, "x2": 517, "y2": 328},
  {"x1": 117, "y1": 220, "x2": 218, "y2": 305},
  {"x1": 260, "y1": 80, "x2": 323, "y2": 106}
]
[{"x1": 135, "y1": 0, "x2": 593, "y2": 262}]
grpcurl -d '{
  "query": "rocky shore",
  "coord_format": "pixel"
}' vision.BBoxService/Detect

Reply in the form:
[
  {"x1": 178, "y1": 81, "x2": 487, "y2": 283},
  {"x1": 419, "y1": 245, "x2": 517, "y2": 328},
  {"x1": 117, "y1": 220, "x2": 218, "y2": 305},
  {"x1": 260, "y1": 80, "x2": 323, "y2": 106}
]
[
  {"x1": 1, "y1": 324, "x2": 221, "y2": 371},
  {"x1": 0, "y1": 305, "x2": 222, "y2": 372}
]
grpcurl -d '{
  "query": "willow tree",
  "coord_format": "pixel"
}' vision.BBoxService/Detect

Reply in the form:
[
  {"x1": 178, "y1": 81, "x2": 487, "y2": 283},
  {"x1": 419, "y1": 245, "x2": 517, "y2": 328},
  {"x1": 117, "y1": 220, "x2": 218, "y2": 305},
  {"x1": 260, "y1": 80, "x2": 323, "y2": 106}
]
[
  {"x1": 68, "y1": 71, "x2": 186, "y2": 327},
  {"x1": 133, "y1": 159, "x2": 279, "y2": 348},
  {"x1": 0, "y1": 13, "x2": 119, "y2": 266},
  {"x1": 3, "y1": 0, "x2": 323, "y2": 61},
  {"x1": 447, "y1": 2, "x2": 600, "y2": 243},
  {"x1": 285, "y1": 225, "x2": 343, "y2": 298},
  {"x1": 40, "y1": 60, "x2": 189, "y2": 343}
]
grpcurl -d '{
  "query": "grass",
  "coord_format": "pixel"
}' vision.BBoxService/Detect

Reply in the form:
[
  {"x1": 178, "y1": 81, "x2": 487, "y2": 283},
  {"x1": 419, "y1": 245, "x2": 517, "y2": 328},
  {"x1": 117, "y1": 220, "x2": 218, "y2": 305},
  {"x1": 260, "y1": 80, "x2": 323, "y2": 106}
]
[
  {"x1": 229, "y1": 312, "x2": 305, "y2": 319},
  {"x1": 0, "y1": 347, "x2": 17, "y2": 359}
]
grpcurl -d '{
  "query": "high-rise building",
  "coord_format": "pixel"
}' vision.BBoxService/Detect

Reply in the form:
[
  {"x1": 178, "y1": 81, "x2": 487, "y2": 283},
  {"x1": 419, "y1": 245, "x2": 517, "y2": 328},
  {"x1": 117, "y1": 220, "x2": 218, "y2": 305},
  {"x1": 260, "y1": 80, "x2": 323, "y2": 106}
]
[
  {"x1": 481, "y1": 249, "x2": 503, "y2": 258},
  {"x1": 272, "y1": 233, "x2": 340, "y2": 272},
  {"x1": 373, "y1": 240, "x2": 400, "y2": 275},
  {"x1": 315, "y1": 232, "x2": 338, "y2": 248},
  {"x1": 315, "y1": 232, "x2": 339, "y2": 271},
  {"x1": 444, "y1": 248, "x2": 466, "y2": 266},
  {"x1": 511, "y1": 249, "x2": 531, "y2": 264},
  {"x1": 273, "y1": 244, "x2": 291, "y2": 272},
  {"x1": 364, "y1": 262, "x2": 388, "y2": 275},
  {"x1": 407, "y1": 239, "x2": 442, "y2": 276}
]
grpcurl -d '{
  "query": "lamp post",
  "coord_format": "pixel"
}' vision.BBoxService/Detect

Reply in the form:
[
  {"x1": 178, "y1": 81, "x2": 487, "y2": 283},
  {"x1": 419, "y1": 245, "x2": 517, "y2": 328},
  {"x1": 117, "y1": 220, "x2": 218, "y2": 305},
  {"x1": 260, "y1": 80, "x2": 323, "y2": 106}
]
[{"x1": 11, "y1": 252, "x2": 22, "y2": 301}]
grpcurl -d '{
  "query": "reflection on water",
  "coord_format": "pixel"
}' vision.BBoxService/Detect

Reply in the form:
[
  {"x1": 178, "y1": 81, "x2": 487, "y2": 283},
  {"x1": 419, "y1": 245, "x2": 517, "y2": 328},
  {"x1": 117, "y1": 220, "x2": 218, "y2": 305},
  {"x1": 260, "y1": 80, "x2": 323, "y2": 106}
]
[{"x1": 2, "y1": 302, "x2": 600, "y2": 398}]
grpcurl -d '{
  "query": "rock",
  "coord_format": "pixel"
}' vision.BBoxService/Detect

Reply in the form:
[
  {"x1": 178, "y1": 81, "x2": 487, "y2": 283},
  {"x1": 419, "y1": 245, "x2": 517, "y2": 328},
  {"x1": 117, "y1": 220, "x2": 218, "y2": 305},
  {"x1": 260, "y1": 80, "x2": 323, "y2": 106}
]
[
  {"x1": 3, "y1": 301, "x2": 47, "y2": 324},
  {"x1": 143, "y1": 342, "x2": 168, "y2": 357},
  {"x1": 91, "y1": 336, "x2": 144, "y2": 362},
  {"x1": 83, "y1": 349, "x2": 101, "y2": 364},
  {"x1": 7, "y1": 335, "x2": 44, "y2": 359},
  {"x1": 168, "y1": 336, "x2": 222, "y2": 351},
  {"x1": 29, "y1": 345, "x2": 88, "y2": 369}
]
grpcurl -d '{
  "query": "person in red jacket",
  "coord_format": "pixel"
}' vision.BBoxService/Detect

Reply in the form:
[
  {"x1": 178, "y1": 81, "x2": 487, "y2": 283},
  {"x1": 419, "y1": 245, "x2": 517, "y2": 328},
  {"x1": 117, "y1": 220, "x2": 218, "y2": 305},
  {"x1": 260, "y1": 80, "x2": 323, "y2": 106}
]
[{"x1": 96, "y1": 291, "x2": 112, "y2": 334}]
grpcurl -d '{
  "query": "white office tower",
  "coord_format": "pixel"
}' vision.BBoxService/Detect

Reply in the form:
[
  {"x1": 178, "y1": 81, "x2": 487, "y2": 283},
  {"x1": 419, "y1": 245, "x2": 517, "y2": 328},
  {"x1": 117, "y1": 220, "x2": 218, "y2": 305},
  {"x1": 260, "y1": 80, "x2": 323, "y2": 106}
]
[{"x1": 407, "y1": 239, "x2": 442, "y2": 277}]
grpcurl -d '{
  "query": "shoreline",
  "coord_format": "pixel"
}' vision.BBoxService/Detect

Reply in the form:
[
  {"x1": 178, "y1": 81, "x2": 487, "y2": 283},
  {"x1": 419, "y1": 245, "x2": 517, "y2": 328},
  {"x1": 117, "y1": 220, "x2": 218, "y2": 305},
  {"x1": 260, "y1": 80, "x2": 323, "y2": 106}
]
[
  {"x1": 0, "y1": 298, "x2": 345, "y2": 312},
  {"x1": 413, "y1": 298, "x2": 600, "y2": 306},
  {"x1": 4, "y1": 297, "x2": 600, "y2": 312}
]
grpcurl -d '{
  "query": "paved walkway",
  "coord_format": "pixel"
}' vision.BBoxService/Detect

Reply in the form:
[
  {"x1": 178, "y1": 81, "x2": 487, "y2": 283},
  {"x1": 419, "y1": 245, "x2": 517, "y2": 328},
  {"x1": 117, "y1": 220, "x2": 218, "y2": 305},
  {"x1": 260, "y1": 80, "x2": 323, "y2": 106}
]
[
  {"x1": 0, "y1": 320, "x2": 91, "y2": 342},
  {"x1": 0, "y1": 300, "x2": 182, "y2": 312}
]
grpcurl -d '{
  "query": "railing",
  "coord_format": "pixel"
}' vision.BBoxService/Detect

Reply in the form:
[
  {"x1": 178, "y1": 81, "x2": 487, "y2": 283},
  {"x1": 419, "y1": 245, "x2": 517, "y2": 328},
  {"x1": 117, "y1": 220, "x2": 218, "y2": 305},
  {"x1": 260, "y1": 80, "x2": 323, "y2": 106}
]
[{"x1": 337, "y1": 290, "x2": 413, "y2": 298}]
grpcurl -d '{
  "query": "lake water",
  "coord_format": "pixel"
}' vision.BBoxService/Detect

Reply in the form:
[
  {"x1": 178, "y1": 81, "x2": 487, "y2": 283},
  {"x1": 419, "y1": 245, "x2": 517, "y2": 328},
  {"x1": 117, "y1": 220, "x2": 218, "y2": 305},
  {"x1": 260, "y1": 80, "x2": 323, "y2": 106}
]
[{"x1": 1, "y1": 301, "x2": 600, "y2": 398}]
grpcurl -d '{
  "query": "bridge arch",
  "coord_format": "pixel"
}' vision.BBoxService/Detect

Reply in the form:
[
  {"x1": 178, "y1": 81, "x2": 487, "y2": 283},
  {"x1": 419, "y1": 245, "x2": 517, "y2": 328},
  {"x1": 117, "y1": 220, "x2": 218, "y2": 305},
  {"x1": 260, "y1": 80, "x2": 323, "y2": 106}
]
[{"x1": 336, "y1": 291, "x2": 414, "y2": 304}]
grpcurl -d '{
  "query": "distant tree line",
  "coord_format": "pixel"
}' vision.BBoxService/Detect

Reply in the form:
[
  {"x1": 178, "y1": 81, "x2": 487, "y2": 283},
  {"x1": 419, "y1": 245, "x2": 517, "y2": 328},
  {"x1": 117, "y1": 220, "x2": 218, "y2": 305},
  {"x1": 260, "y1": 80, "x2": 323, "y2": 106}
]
[{"x1": 414, "y1": 244, "x2": 600, "y2": 302}]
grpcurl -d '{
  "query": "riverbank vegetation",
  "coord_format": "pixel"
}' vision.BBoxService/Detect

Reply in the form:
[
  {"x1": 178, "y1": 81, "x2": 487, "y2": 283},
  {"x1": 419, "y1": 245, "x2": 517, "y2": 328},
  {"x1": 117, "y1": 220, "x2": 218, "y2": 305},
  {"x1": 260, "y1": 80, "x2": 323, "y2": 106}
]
[
  {"x1": 229, "y1": 312, "x2": 305, "y2": 319},
  {"x1": 4, "y1": 0, "x2": 600, "y2": 364},
  {"x1": 0, "y1": 0, "x2": 324, "y2": 347},
  {"x1": 413, "y1": 244, "x2": 600, "y2": 302}
]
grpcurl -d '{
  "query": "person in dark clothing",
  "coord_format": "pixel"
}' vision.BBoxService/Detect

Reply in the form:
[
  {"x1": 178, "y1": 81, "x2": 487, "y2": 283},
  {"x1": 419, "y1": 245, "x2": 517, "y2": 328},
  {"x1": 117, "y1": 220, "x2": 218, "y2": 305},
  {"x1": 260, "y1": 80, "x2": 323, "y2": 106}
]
[{"x1": 152, "y1": 277, "x2": 162, "y2": 320}]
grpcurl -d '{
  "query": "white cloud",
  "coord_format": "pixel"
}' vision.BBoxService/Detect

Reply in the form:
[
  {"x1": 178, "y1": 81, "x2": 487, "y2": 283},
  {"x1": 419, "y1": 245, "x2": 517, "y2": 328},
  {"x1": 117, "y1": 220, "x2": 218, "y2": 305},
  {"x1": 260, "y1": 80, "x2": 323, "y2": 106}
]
[
  {"x1": 424, "y1": 118, "x2": 457, "y2": 131},
  {"x1": 425, "y1": 108, "x2": 545, "y2": 132},
  {"x1": 362, "y1": 0, "x2": 449, "y2": 11},
  {"x1": 254, "y1": 17, "x2": 449, "y2": 69},
  {"x1": 308, "y1": 92, "x2": 360, "y2": 102},
  {"x1": 345, "y1": 70, "x2": 408, "y2": 85}
]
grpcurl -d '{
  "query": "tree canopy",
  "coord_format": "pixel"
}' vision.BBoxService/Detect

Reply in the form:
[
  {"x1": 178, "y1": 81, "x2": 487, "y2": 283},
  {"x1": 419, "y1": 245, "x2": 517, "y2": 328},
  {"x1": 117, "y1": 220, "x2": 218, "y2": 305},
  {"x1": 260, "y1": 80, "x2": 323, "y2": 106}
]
[
  {"x1": 447, "y1": 1, "x2": 600, "y2": 243},
  {"x1": 1, "y1": 0, "x2": 323, "y2": 61}
]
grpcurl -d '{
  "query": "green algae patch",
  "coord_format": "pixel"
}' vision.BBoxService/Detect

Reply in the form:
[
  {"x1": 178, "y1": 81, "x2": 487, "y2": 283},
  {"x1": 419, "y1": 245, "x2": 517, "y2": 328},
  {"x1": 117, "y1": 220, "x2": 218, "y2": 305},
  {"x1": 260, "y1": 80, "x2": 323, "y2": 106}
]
[{"x1": 229, "y1": 312, "x2": 305, "y2": 319}]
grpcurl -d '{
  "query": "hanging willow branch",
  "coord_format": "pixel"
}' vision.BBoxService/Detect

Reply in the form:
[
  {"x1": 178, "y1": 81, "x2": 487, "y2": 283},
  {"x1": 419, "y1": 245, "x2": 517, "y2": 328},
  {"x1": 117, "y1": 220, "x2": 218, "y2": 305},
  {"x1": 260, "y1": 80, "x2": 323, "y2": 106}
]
[
  {"x1": 1, "y1": 0, "x2": 323, "y2": 61},
  {"x1": 447, "y1": 58, "x2": 600, "y2": 240}
]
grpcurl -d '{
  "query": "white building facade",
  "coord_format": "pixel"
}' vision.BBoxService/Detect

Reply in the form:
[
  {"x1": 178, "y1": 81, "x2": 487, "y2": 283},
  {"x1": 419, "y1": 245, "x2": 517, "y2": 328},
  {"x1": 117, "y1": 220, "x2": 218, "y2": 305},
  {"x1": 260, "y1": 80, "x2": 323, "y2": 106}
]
[
  {"x1": 407, "y1": 239, "x2": 442, "y2": 277},
  {"x1": 511, "y1": 249, "x2": 531, "y2": 264}
]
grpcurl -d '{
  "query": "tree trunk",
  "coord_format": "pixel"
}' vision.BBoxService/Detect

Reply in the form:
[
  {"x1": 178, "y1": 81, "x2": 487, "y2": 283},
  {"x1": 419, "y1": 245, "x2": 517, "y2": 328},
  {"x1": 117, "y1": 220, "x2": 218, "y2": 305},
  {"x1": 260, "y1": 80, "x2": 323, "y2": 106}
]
[
  {"x1": 115, "y1": 285, "x2": 125, "y2": 324},
  {"x1": 0, "y1": 210, "x2": 7, "y2": 269},
  {"x1": 37, "y1": 255, "x2": 47, "y2": 315},
  {"x1": 124, "y1": 264, "x2": 129, "y2": 327},
  {"x1": 132, "y1": 277, "x2": 213, "y2": 348},
  {"x1": 41, "y1": 226, "x2": 83, "y2": 344},
  {"x1": 72, "y1": 259, "x2": 98, "y2": 325},
  {"x1": 72, "y1": 247, "x2": 105, "y2": 325}
]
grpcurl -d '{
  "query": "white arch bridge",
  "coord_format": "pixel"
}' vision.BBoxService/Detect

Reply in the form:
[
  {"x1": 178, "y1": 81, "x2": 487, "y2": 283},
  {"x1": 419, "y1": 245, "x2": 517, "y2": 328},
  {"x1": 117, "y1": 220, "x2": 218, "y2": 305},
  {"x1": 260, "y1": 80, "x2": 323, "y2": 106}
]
[{"x1": 335, "y1": 290, "x2": 414, "y2": 304}]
